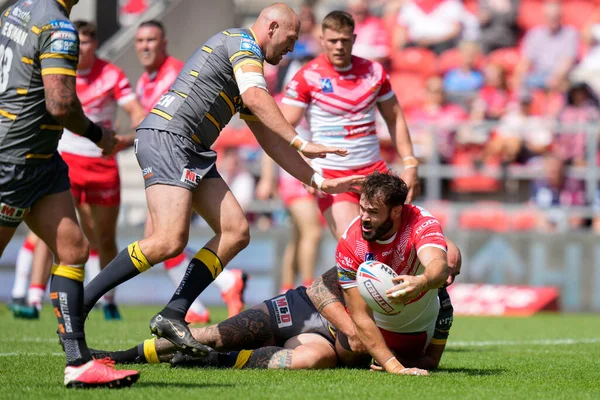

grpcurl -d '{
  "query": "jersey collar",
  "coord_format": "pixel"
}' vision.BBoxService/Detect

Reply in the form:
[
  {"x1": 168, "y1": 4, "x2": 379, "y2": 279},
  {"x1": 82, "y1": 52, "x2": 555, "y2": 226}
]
[
  {"x1": 249, "y1": 28, "x2": 260, "y2": 45},
  {"x1": 376, "y1": 232, "x2": 397, "y2": 245},
  {"x1": 56, "y1": 0, "x2": 71, "y2": 14}
]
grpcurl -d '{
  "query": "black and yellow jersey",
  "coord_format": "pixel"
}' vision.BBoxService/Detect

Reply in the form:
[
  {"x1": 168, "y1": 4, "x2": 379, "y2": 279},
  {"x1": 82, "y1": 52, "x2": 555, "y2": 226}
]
[
  {"x1": 138, "y1": 27, "x2": 262, "y2": 148},
  {"x1": 0, "y1": 0, "x2": 79, "y2": 164}
]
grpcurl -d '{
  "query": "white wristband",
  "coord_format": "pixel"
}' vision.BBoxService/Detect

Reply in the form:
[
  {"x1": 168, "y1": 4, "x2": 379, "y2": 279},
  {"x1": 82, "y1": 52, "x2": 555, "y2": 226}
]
[
  {"x1": 310, "y1": 173, "x2": 325, "y2": 191},
  {"x1": 289, "y1": 135, "x2": 307, "y2": 151},
  {"x1": 403, "y1": 164, "x2": 417, "y2": 170}
]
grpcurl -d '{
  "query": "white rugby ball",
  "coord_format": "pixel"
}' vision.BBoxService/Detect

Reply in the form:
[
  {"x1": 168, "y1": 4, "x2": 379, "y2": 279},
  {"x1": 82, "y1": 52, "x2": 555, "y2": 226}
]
[{"x1": 356, "y1": 261, "x2": 405, "y2": 315}]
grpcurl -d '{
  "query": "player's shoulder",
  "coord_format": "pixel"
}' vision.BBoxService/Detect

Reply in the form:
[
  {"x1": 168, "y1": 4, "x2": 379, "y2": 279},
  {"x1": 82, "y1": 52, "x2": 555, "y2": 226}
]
[
  {"x1": 164, "y1": 56, "x2": 184, "y2": 70},
  {"x1": 405, "y1": 204, "x2": 443, "y2": 234},
  {"x1": 340, "y1": 215, "x2": 362, "y2": 242}
]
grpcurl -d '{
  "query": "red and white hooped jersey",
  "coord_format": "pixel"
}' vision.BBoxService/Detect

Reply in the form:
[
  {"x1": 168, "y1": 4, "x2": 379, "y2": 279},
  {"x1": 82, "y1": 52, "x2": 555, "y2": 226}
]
[
  {"x1": 136, "y1": 56, "x2": 184, "y2": 113},
  {"x1": 282, "y1": 54, "x2": 395, "y2": 170},
  {"x1": 336, "y1": 204, "x2": 447, "y2": 333},
  {"x1": 58, "y1": 58, "x2": 136, "y2": 157}
]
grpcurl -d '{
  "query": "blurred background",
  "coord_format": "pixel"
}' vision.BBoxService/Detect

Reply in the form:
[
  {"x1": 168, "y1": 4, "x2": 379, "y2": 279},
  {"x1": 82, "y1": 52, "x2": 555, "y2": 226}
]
[{"x1": 2, "y1": 0, "x2": 600, "y2": 314}]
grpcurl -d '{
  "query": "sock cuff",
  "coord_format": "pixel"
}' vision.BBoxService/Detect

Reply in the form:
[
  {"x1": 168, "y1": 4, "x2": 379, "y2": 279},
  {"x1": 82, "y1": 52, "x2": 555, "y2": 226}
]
[
  {"x1": 143, "y1": 338, "x2": 160, "y2": 364},
  {"x1": 195, "y1": 248, "x2": 223, "y2": 279},
  {"x1": 29, "y1": 284, "x2": 46, "y2": 290},
  {"x1": 52, "y1": 264, "x2": 85, "y2": 283},
  {"x1": 23, "y1": 237, "x2": 36, "y2": 251},
  {"x1": 89, "y1": 248, "x2": 99, "y2": 257},
  {"x1": 128, "y1": 241, "x2": 152, "y2": 272},
  {"x1": 233, "y1": 350, "x2": 253, "y2": 369}
]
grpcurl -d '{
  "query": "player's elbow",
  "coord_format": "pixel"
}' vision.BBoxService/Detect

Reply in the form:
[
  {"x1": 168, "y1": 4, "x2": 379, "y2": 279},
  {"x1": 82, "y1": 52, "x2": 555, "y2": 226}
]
[
  {"x1": 240, "y1": 87, "x2": 264, "y2": 113},
  {"x1": 45, "y1": 97, "x2": 77, "y2": 122}
]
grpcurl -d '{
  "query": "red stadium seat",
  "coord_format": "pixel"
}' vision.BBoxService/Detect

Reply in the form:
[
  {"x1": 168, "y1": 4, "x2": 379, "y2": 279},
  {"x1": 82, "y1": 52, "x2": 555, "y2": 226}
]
[
  {"x1": 389, "y1": 72, "x2": 426, "y2": 109},
  {"x1": 518, "y1": 0, "x2": 545, "y2": 31},
  {"x1": 459, "y1": 203, "x2": 511, "y2": 232},
  {"x1": 486, "y1": 47, "x2": 521, "y2": 75},
  {"x1": 563, "y1": 1, "x2": 597, "y2": 29},
  {"x1": 437, "y1": 48, "x2": 485, "y2": 74},
  {"x1": 391, "y1": 48, "x2": 437, "y2": 77},
  {"x1": 511, "y1": 209, "x2": 539, "y2": 231}
]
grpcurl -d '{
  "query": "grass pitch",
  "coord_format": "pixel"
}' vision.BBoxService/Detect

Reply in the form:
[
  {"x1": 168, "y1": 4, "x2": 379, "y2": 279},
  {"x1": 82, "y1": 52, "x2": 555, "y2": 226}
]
[{"x1": 0, "y1": 305, "x2": 599, "y2": 399}]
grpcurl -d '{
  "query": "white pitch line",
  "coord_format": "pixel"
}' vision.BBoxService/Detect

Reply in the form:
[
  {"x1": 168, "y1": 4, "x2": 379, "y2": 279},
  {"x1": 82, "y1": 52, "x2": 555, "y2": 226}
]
[
  {"x1": 448, "y1": 338, "x2": 600, "y2": 347},
  {"x1": 0, "y1": 337, "x2": 139, "y2": 344}
]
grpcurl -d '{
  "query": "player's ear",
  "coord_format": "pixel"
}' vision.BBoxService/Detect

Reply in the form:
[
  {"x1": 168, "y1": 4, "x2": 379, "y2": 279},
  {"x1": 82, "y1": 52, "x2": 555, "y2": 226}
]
[
  {"x1": 269, "y1": 20, "x2": 278, "y2": 36},
  {"x1": 391, "y1": 205, "x2": 402, "y2": 219}
]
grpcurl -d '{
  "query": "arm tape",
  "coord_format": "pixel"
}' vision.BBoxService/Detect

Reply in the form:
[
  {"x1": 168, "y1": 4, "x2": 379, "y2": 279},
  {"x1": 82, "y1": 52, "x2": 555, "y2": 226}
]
[{"x1": 235, "y1": 69, "x2": 268, "y2": 95}]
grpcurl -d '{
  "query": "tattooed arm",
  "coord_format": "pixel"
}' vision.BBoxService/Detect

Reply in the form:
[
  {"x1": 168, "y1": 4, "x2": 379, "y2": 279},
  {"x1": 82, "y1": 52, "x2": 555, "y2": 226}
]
[
  {"x1": 307, "y1": 267, "x2": 357, "y2": 339},
  {"x1": 43, "y1": 74, "x2": 92, "y2": 134}
]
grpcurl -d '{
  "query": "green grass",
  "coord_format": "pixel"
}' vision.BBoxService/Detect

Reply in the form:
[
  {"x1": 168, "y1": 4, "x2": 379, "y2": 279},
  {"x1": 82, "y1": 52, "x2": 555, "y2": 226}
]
[{"x1": 1, "y1": 305, "x2": 599, "y2": 399}]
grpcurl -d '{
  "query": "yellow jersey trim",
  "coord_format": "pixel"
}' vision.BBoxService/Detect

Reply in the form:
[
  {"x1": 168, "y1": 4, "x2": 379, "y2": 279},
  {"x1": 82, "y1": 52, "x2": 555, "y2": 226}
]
[
  {"x1": 233, "y1": 59, "x2": 263, "y2": 75},
  {"x1": 31, "y1": 25, "x2": 41, "y2": 35},
  {"x1": 150, "y1": 109, "x2": 173, "y2": 121},
  {"x1": 219, "y1": 91, "x2": 235, "y2": 115},
  {"x1": 222, "y1": 30, "x2": 243, "y2": 37},
  {"x1": 40, "y1": 124, "x2": 63, "y2": 131},
  {"x1": 41, "y1": 67, "x2": 76, "y2": 77},
  {"x1": 204, "y1": 113, "x2": 221, "y2": 132},
  {"x1": 171, "y1": 90, "x2": 188, "y2": 99},
  {"x1": 190, "y1": 70, "x2": 199, "y2": 77},
  {"x1": 21, "y1": 57, "x2": 34, "y2": 65},
  {"x1": 0, "y1": 108, "x2": 17, "y2": 120},
  {"x1": 201, "y1": 45, "x2": 213, "y2": 54},
  {"x1": 229, "y1": 51, "x2": 255, "y2": 62},
  {"x1": 16, "y1": 88, "x2": 28, "y2": 95},
  {"x1": 40, "y1": 53, "x2": 78, "y2": 61},
  {"x1": 249, "y1": 28, "x2": 260, "y2": 45},
  {"x1": 25, "y1": 153, "x2": 54, "y2": 159},
  {"x1": 240, "y1": 113, "x2": 258, "y2": 122}
]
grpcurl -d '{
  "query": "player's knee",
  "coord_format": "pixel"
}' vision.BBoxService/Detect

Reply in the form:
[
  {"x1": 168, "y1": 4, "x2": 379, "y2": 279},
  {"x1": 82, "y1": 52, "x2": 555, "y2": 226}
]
[
  {"x1": 61, "y1": 236, "x2": 90, "y2": 265},
  {"x1": 292, "y1": 347, "x2": 336, "y2": 370},
  {"x1": 228, "y1": 219, "x2": 250, "y2": 252},
  {"x1": 152, "y1": 230, "x2": 188, "y2": 259}
]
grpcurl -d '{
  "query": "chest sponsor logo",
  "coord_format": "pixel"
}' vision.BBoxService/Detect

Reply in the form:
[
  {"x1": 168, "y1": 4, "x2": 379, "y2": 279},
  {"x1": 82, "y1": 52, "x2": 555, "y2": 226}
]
[
  {"x1": 11, "y1": 6, "x2": 31, "y2": 24},
  {"x1": 0, "y1": 203, "x2": 29, "y2": 223},
  {"x1": 271, "y1": 296, "x2": 293, "y2": 328},
  {"x1": 415, "y1": 219, "x2": 438, "y2": 235},
  {"x1": 320, "y1": 78, "x2": 334, "y2": 93},
  {"x1": 382, "y1": 249, "x2": 393, "y2": 257},
  {"x1": 180, "y1": 169, "x2": 201, "y2": 187}
]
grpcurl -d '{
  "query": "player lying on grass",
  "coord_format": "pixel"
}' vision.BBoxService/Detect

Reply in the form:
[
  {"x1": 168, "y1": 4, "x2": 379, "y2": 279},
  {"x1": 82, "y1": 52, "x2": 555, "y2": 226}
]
[{"x1": 90, "y1": 241, "x2": 460, "y2": 372}]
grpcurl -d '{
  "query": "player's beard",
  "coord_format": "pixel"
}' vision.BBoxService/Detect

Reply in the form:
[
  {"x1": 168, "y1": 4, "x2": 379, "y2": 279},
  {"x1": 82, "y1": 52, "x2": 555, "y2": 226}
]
[{"x1": 362, "y1": 215, "x2": 394, "y2": 242}]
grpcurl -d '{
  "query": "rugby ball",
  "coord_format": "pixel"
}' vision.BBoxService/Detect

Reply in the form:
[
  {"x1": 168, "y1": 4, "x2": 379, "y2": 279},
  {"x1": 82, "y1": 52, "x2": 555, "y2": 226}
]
[{"x1": 357, "y1": 261, "x2": 405, "y2": 315}]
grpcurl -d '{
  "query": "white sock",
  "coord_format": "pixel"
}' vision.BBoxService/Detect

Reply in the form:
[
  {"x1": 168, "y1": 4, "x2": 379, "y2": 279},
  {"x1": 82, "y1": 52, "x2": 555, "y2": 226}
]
[
  {"x1": 166, "y1": 259, "x2": 207, "y2": 315},
  {"x1": 85, "y1": 252, "x2": 116, "y2": 305},
  {"x1": 27, "y1": 285, "x2": 45, "y2": 311},
  {"x1": 214, "y1": 269, "x2": 236, "y2": 293},
  {"x1": 11, "y1": 243, "x2": 34, "y2": 299}
]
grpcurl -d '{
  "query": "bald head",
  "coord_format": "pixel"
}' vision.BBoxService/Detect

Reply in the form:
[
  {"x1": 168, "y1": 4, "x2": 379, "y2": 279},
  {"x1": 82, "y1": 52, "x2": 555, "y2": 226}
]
[{"x1": 252, "y1": 3, "x2": 300, "y2": 65}]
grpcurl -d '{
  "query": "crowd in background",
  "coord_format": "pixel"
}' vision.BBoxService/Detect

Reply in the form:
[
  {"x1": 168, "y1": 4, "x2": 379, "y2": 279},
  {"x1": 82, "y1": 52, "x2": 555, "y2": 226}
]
[{"x1": 117, "y1": 0, "x2": 600, "y2": 233}]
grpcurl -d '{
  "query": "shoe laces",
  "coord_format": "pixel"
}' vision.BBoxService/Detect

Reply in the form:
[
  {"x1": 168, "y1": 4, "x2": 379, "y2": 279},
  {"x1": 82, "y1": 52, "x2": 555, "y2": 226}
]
[{"x1": 94, "y1": 357, "x2": 116, "y2": 368}]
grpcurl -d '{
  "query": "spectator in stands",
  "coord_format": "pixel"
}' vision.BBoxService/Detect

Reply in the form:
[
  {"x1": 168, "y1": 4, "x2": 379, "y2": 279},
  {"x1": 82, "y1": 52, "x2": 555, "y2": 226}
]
[
  {"x1": 571, "y1": 8, "x2": 600, "y2": 96},
  {"x1": 348, "y1": 0, "x2": 391, "y2": 66},
  {"x1": 443, "y1": 41, "x2": 484, "y2": 94},
  {"x1": 477, "y1": 0, "x2": 519, "y2": 54},
  {"x1": 553, "y1": 83, "x2": 600, "y2": 166},
  {"x1": 470, "y1": 63, "x2": 511, "y2": 121},
  {"x1": 531, "y1": 153, "x2": 586, "y2": 231},
  {"x1": 515, "y1": 0, "x2": 579, "y2": 90},
  {"x1": 393, "y1": 0, "x2": 465, "y2": 54},
  {"x1": 480, "y1": 92, "x2": 553, "y2": 165},
  {"x1": 218, "y1": 147, "x2": 256, "y2": 213},
  {"x1": 406, "y1": 76, "x2": 469, "y2": 161}
]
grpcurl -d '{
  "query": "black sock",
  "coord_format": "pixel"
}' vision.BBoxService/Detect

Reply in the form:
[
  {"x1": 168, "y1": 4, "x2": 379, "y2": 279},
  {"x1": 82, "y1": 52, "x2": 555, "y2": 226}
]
[
  {"x1": 161, "y1": 248, "x2": 223, "y2": 319},
  {"x1": 83, "y1": 241, "x2": 151, "y2": 315},
  {"x1": 106, "y1": 345, "x2": 144, "y2": 364},
  {"x1": 50, "y1": 267, "x2": 92, "y2": 367}
]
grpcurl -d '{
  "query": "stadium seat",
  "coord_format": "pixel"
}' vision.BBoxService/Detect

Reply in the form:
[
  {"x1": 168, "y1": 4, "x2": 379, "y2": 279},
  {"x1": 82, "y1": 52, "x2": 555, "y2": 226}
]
[
  {"x1": 511, "y1": 209, "x2": 539, "y2": 231},
  {"x1": 389, "y1": 72, "x2": 426, "y2": 109},
  {"x1": 563, "y1": 1, "x2": 597, "y2": 29},
  {"x1": 517, "y1": 0, "x2": 545, "y2": 31},
  {"x1": 391, "y1": 48, "x2": 437, "y2": 77},
  {"x1": 450, "y1": 147, "x2": 503, "y2": 194},
  {"x1": 459, "y1": 202, "x2": 511, "y2": 232},
  {"x1": 437, "y1": 48, "x2": 485, "y2": 75},
  {"x1": 486, "y1": 47, "x2": 521, "y2": 75}
]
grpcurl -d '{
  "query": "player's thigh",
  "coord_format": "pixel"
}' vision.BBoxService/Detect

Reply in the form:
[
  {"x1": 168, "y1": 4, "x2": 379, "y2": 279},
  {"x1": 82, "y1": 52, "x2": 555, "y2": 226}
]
[
  {"x1": 145, "y1": 184, "x2": 193, "y2": 244},
  {"x1": 284, "y1": 334, "x2": 337, "y2": 369},
  {"x1": 324, "y1": 201, "x2": 360, "y2": 240},
  {"x1": 0, "y1": 226, "x2": 18, "y2": 256},
  {"x1": 89, "y1": 204, "x2": 119, "y2": 243},
  {"x1": 192, "y1": 176, "x2": 249, "y2": 239},
  {"x1": 288, "y1": 198, "x2": 321, "y2": 238},
  {"x1": 25, "y1": 190, "x2": 88, "y2": 265},
  {"x1": 76, "y1": 202, "x2": 97, "y2": 248}
]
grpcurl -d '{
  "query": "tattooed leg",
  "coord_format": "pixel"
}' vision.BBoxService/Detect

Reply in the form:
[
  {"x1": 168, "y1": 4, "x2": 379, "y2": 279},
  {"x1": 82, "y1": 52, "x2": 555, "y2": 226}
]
[{"x1": 247, "y1": 347, "x2": 294, "y2": 369}]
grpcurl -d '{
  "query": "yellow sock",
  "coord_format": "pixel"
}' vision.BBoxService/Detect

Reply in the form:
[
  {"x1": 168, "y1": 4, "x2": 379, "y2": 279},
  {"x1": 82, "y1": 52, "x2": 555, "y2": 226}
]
[
  {"x1": 143, "y1": 338, "x2": 160, "y2": 364},
  {"x1": 233, "y1": 350, "x2": 253, "y2": 369}
]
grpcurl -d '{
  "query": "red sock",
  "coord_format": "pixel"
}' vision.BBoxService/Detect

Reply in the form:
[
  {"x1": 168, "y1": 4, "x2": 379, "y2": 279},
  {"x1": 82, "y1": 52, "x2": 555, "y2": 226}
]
[{"x1": 164, "y1": 253, "x2": 186, "y2": 270}]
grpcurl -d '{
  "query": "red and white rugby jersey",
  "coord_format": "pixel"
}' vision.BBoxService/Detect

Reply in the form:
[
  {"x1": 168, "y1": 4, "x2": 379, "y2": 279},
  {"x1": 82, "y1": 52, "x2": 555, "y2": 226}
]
[
  {"x1": 336, "y1": 204, "x2": 447, "y2": 333},
  {"x1": 282, "y1": 54, "x2": 395, "y2": 170},
  {"x1": 136, "y1": 56, "x2": 184, "y2": 113},
  {"x1": 58, "y1": 58, "x2": 136, "y2": 157}
]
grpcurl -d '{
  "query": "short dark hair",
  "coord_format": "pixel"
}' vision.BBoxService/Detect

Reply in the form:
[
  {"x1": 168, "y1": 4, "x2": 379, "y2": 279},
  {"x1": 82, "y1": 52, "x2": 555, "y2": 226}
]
[
  {"x1": 322, "y1": 10, "x2": 355, "y2": 33},
  {"x1": 362, "y1": 171, "x2": 408, "y2": 209},
  {"x1": 138, "y1": 20, "x2": 165, "y2": 37},
  {"x1": 74, "y1": 20, "x2": 96, "y2": 39}
]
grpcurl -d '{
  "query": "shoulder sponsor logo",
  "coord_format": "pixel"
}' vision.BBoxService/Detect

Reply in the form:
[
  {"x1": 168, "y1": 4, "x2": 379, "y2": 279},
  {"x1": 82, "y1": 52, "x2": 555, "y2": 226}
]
[
  {"x1": 239, "y1": 38, "x2": 263, "y2": 59},
  {"x1": 51, "y1": 31, "x2": 77, "y2": 41},
  {"x1": 180, "y1": 168, "x2": 201, "y2": 187},
  {"x1": 50, "y1": 38, "x2": 77, "y2": 56},
  {"x1": 337, "y1": 266, "x2": 356, "y2": 282},
  {"x1": 415, "y1": 219, "x2": 439, "y2": 235},
  {"x1": 320, "y1": 78, "x2": 333, "y2": 93},
  {"x1": 271, "y1": 295, "x2": 293, "y2": 328},
  {"x1": 0, "y1": 203, "x2": 29, "y2": 223},
  {"x1": 336, "y1": 252, "x2": 354, "y2": 268},
  {"x1": 49, "y1": 20, "x2": 77, "y2": 32}
]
